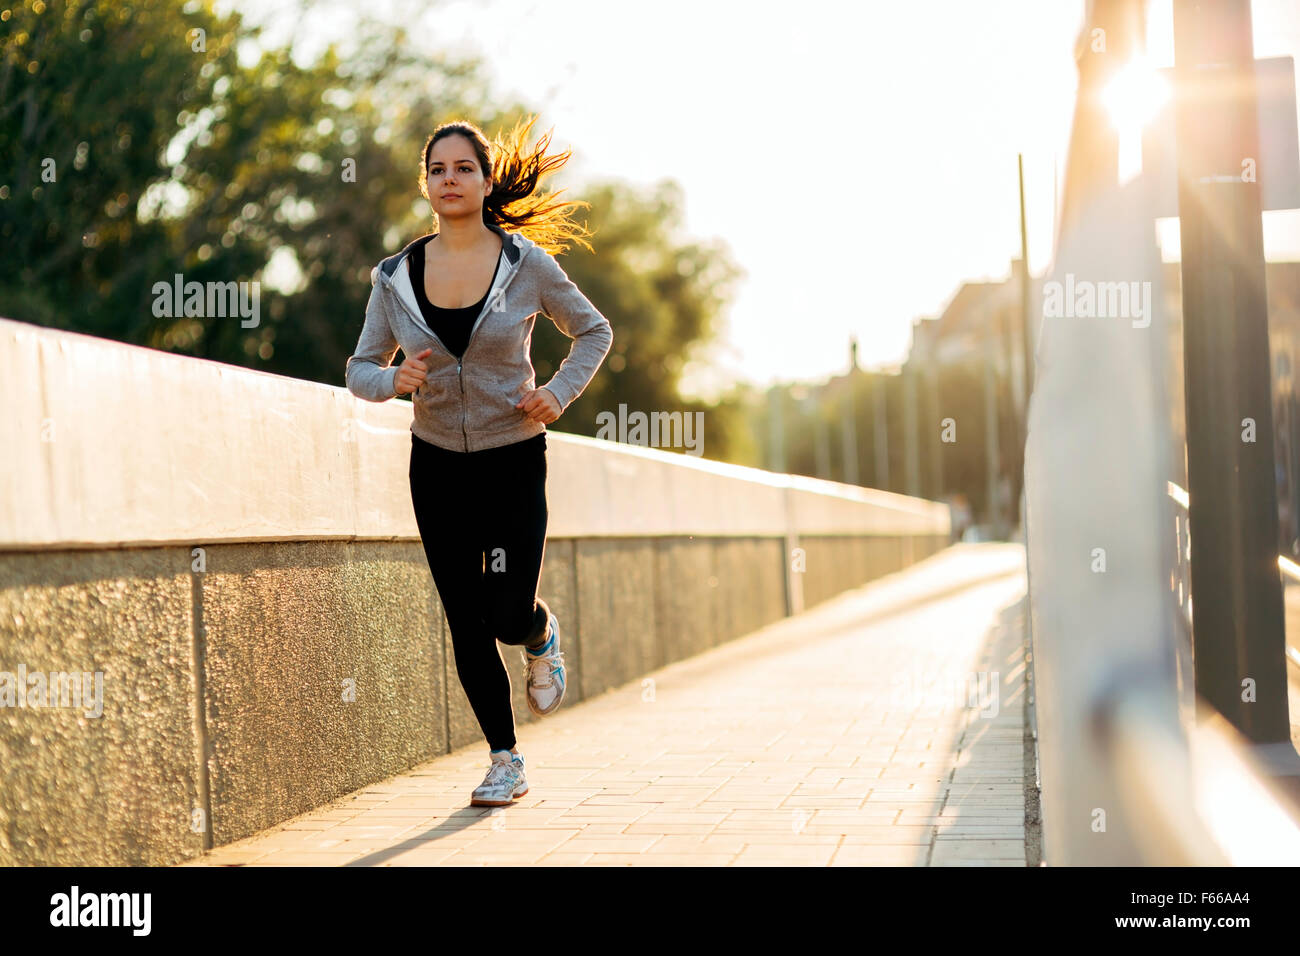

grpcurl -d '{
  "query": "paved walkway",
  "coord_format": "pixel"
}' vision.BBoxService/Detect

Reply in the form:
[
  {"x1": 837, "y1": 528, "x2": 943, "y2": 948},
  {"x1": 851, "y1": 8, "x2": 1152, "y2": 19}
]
[{"x1": 182, "y1": 543, "x2": 1030, "y2": 866}]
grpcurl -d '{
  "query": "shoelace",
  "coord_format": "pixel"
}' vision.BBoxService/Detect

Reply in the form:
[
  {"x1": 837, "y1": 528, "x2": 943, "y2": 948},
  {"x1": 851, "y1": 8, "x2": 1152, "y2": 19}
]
[
  {"x1": 525, "y1": 648, "x2": 564, "y2": 687},
  {"x1": 480, "y1": 760, "x2": 517, "y2": 790}
]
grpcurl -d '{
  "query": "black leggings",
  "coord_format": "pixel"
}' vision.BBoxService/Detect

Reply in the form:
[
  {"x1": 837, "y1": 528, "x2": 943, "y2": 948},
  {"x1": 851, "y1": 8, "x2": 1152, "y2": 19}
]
[{"x1": 409, "y1": 431, "x2": 551, "y2": 753}]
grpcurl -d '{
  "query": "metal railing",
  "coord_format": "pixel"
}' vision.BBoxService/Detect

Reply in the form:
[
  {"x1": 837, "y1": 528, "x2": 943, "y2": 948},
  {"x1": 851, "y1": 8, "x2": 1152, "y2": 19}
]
[
  {"x1": 1087, "y1": 480, "x2": 1300, "y2": 864},
  {"x1": 1167, "y1": 481, "x2": 1197, "y2": 729},
  {"x1": 1171, "y1": 478, "x2": 1300, "y2": 675},
  {"x1": 1275, "y1": 554, "x2": 1300, "y2": 672}
]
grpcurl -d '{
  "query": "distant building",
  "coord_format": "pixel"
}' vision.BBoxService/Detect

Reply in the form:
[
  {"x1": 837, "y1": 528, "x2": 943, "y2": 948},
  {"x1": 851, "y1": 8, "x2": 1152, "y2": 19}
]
[
  {"x1": 898, "y1": 258, "x2": 1300, "y2": 543},
  {"x1": 908, "y1": 258, "x2": 1038, "y2": 380}
]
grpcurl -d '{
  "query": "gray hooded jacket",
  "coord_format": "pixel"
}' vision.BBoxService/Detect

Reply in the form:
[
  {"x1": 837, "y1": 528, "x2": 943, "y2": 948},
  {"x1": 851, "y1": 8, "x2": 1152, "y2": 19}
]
[{"x1": 345, "y1": 222, "x2": 613, "y2": 452}]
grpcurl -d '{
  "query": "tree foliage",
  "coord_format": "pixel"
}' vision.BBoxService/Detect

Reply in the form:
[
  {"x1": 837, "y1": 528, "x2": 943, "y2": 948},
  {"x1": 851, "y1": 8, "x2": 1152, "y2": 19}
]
[{"x1": 1, "y1": 0, "x2": 743, "y2": 455}]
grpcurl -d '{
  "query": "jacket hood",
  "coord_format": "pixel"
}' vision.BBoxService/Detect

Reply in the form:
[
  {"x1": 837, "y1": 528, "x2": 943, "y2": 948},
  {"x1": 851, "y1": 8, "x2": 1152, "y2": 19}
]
[{"x1": 370, "y1": 222, "x2": 536, "y2": 286}]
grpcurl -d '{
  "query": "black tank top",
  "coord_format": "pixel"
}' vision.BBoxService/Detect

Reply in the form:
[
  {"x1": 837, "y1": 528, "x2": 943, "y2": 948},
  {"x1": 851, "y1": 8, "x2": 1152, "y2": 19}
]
[{"x1": 407, "y1": 236, "x2": 502, "y2": 359}]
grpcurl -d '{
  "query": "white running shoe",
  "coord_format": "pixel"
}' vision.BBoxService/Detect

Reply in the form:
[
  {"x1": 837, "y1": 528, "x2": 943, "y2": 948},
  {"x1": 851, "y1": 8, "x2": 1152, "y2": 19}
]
[
  {"x1": 524, "y1": 612, "x2": 567, "y2": 717},
  {"x1": 470, "y1": 749, "x2": 528, "y2": 807}
]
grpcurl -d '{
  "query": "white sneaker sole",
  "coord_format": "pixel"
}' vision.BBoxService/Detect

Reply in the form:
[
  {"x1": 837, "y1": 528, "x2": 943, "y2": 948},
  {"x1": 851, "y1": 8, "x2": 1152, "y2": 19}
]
[{"x1": 470, "y1": 786, "x2": 529, "y2": 808}]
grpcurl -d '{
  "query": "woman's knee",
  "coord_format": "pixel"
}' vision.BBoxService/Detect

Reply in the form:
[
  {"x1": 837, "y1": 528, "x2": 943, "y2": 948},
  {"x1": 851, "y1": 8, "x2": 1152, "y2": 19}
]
[{"x1": 485, "y1": 598, "x2": 547, "y2": 645}]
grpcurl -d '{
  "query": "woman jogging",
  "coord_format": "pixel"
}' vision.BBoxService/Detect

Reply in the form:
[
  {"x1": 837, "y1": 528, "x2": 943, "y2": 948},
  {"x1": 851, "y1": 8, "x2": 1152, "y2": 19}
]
[{"x1": 344, "y1": 117, "x2": 613, "y2": 807}]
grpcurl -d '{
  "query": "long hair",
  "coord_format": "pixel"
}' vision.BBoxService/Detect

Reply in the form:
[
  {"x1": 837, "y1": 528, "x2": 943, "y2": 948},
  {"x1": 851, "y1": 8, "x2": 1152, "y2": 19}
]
[{"x1": 418, "y1": 115, "x2": 593, "y2": 256}]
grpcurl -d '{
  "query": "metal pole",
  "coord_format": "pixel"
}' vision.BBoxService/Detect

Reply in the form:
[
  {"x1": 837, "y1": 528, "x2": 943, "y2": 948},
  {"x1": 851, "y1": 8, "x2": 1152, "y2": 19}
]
[
  {"x1": 1290, "y1": 386, "x2": 1300, "y2": 553},
  {"x1": 903, "y1": 360, "x2": 921, "y2": 497},
  {"x1": 1018, "y1": 153, "x2": 1036, "y2": 404},
  {"x1": 998, "y1": 290, "x2": 1023, "y2": 533},
  {"x1": 1285, "y1": 334, "x2": 1300, "y2": 555},
  {"x1": 927, "y1": 358, "x2": 943, "y2": 499},
  {"x1": 769, "y1": 386, "x2": 786, "y2": 473},
  {"x1": 812, "y1": 393, "x2": 831, "y2": 480},
  {"x1": 841, "y1": 385, "x2": 860, "y2": 486},
  {"x1": 983, "y1": 342, "x2": 1002, "y2": 534},
  {"x1": 1173, "y1": 0, "x2": 1294, "y2": 753},
  {"x1": 873, "y1": 374, "x2": 890, "y2": 491}
]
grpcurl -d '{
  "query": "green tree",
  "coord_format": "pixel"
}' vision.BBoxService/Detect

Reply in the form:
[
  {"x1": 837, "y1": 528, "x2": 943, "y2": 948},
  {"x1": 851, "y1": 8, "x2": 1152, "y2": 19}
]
[
  {"x1": 1, "y1": 0, "x2": 246, "y2": 340},
  {"x1": 2, "y1": 0, "x2": 749, "y2": 462}
]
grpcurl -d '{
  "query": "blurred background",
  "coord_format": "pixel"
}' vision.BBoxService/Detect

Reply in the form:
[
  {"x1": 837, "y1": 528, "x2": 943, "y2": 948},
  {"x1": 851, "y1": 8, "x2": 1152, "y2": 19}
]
[{"x1": 1, "y1": 0, "x2": 1298, "y2": 540}]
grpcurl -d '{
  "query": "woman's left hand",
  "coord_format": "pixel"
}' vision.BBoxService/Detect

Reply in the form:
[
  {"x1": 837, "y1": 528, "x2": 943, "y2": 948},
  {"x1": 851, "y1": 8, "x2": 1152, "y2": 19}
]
[{"x1": 517, "y1": 387, "x2": 562, "y2": 424}]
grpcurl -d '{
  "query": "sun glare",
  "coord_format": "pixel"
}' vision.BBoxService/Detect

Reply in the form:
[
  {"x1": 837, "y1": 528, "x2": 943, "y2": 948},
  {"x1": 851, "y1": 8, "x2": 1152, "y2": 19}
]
[
  {"x1": 1103, "y1": 57, "x2": 1172, "y2": 184},
  {"x1": 1102, "y1": 56, "x2": 1172, "y2": 131}
]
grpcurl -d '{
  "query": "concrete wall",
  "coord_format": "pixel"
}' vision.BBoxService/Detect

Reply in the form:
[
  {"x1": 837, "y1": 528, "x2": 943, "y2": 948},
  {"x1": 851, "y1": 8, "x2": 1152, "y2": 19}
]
[{"x1": 0, "y1": 317, "x2": 950, "y2": 865}]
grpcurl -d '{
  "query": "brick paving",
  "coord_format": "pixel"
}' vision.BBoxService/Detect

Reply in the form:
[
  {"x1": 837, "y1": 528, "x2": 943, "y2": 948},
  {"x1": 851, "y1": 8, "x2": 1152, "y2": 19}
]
[{"x1": 182, "y1": 543, "x2": 1029, "y2": 867}]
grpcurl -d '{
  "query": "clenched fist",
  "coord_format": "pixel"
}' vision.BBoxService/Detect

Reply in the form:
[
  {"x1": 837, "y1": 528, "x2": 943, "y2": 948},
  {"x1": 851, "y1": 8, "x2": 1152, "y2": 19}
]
[
  {"x1": 517, "y1": 387, "x2": 562, "y2": 424},
  {"x1": 395, "y1": 348, "x2": 433, "y2": 396}
]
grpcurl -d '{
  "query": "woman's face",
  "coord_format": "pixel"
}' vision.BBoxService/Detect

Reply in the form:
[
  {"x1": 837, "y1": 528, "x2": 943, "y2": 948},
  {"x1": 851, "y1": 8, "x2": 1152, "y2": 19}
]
[{"x1": 426, "y1": 134, "x2": 491, "y2": 221}]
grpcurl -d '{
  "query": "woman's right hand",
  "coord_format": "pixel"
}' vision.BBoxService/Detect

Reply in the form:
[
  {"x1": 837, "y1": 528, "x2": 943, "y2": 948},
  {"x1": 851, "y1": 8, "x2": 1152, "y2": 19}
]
[{"x1": 395, "y1": 347, "x2": 434, "y2": 395}]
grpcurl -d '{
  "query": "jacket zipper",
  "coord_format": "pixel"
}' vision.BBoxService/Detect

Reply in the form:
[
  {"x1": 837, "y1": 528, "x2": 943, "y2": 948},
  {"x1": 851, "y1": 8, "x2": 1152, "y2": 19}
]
[
  {"x1": 380, "y1": 233, "x2": 531, "y2": 451},
  {"x1": 455, "y1": 246, "x2": 529, "y2": 450},
  {"x1": 458, "y1": 360, "x2": 467, "y2": 450}
]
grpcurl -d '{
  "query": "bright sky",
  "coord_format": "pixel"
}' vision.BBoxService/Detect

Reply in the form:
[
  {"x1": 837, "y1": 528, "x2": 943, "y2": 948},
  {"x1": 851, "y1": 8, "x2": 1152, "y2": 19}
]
[{"x1": 227, "y1": 0, "x2": 1300, "y2": 398}]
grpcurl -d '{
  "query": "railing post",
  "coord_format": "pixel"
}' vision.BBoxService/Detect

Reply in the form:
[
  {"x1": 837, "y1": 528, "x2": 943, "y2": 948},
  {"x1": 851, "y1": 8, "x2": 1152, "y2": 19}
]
[
  {"x1": 782, "y1": 482, "x2": 804, "y2": 616},
  {"x1": 1173, "y1": 0, "x2": 1295, "y2": 758}
]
